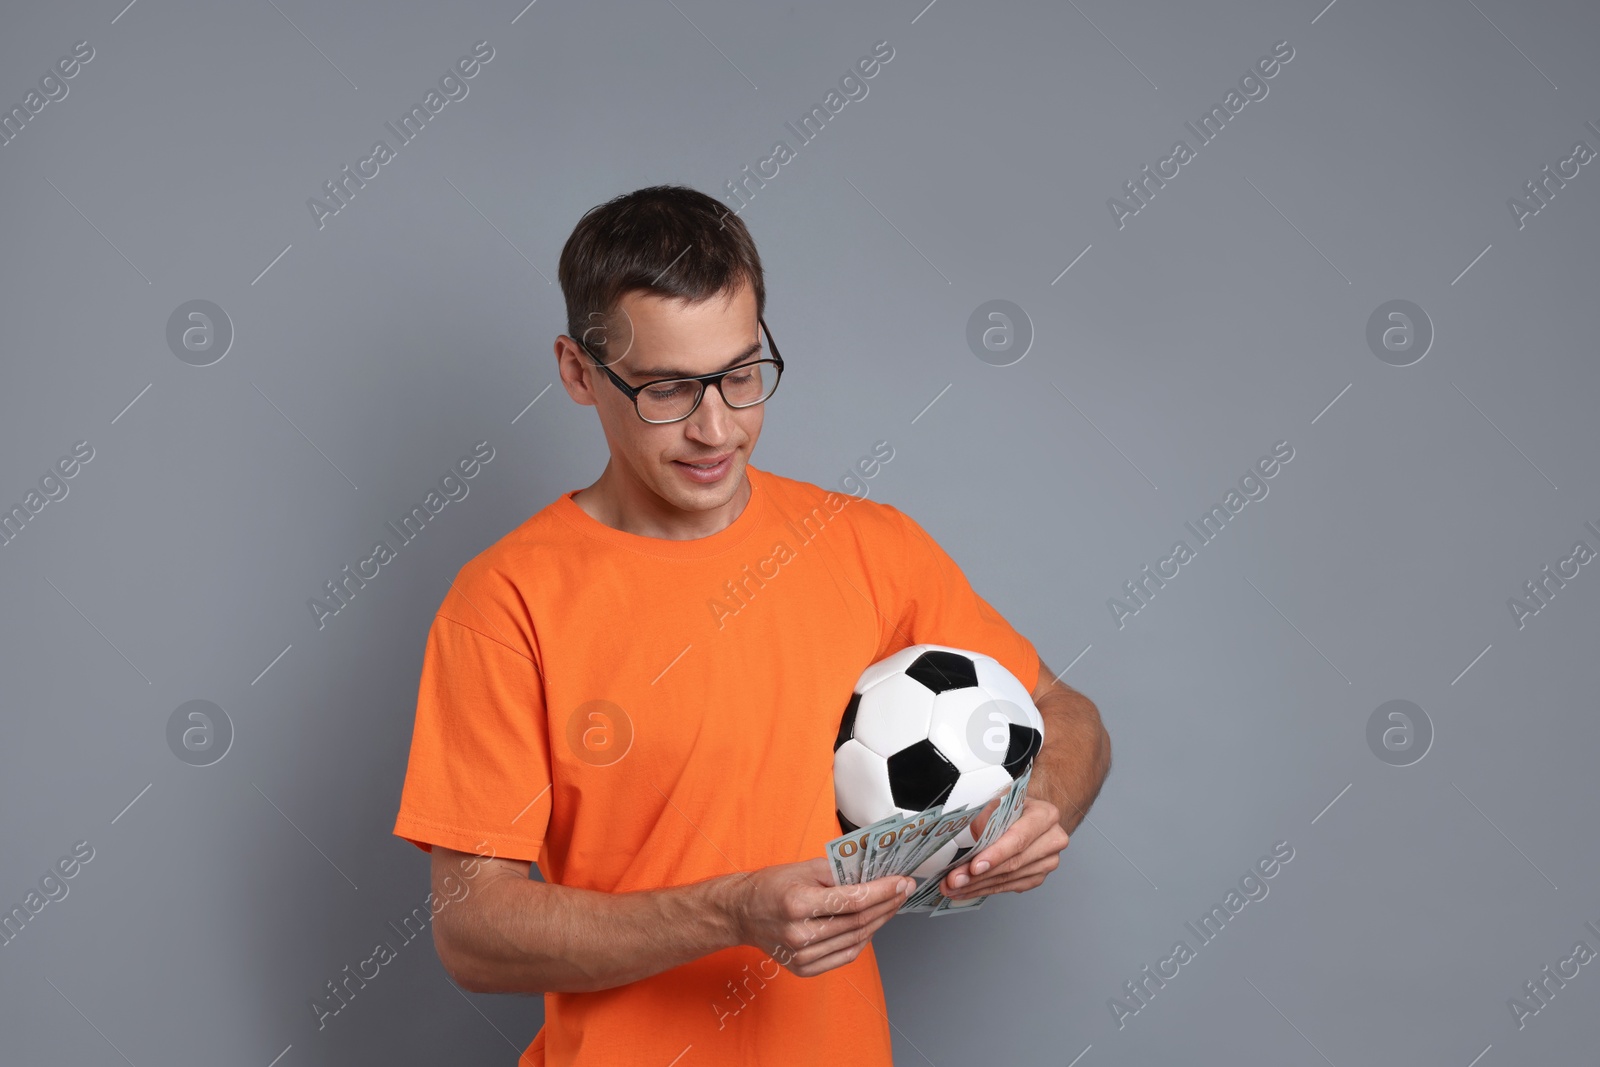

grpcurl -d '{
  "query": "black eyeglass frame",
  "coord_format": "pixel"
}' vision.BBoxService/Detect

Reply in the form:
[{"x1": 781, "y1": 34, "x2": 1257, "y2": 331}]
[{"x1": 572, "y1": 316, "x2": 785, "y2": 424}]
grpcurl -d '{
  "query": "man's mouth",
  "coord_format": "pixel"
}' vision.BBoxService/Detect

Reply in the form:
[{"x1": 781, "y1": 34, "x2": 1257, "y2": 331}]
[
  {"x1": 673, "y1": 453, "x2": 735, "y2": 480},
  {"x1": 680, "y1": 454, "x2": 730, "y2": 468}
]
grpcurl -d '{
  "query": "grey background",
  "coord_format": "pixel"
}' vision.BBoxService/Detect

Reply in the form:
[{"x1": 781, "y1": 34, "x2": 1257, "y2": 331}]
[{"x1": 1, "y1": 0, "x2": 1596, "y2": 1064}]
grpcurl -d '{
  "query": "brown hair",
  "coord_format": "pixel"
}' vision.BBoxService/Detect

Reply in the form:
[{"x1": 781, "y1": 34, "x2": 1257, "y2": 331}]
[{"x1": 557, "y1": 185, "x2": 766, "y2": 361}]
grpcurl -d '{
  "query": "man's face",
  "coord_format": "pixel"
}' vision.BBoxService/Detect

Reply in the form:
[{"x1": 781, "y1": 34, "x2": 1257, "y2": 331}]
[{"x1": 557, "y1": 280, "x2": 767, "y2": 520}]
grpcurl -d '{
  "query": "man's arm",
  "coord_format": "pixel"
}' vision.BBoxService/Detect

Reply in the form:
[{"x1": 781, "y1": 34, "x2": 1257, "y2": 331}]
[
  {"x1": 429, "y1": 848, "x2": 914, "y2": 994},
  {"x1": 430, "y1": 848, "x2": 741, "y2": 994},
  {"x1": 1025, "y1": 655, "x2": 1111, "y2": 835}
]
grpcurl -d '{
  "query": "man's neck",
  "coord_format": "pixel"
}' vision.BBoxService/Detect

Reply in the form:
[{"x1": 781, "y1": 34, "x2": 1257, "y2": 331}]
[{"x1": 574, "y1": 465, "x2": 752, "y2": 541}]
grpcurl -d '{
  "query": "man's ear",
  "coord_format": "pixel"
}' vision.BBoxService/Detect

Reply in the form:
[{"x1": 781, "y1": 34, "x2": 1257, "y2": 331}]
[{"x1": 556, "y1": 338, "x2": 598, "y2": 407}]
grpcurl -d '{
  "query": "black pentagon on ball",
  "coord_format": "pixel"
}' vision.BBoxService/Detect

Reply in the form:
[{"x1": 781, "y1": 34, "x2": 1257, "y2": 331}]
[
  {"x1": 834, "y1": 692, "x2": 861, "y2": 752},
  {"x1": 837, "y1": 808, "x2": 859, "y2": 835},
  {"x1": 905, "y1": 650, "x2": 979, "y2": 694},
  {"x1": 952, "y1": 845, "x2": 974, "y2": 865},
  {"x1": 1004, "y1": 723, "x2": 1043, "y2": 777},
  {"x1": 886, "y1": 739, "x2": 961, "y2": 811}
]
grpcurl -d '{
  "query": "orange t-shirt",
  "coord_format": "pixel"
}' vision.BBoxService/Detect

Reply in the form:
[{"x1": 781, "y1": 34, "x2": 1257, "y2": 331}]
[{"x1": 392, "y1": 463, "x2": 1041, "y2": 1066}]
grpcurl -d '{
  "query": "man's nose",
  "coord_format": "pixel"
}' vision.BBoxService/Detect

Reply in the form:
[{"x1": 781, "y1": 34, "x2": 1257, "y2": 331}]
[{"x1": 686, "y1": 381, "x2": 735, "y2": 440}]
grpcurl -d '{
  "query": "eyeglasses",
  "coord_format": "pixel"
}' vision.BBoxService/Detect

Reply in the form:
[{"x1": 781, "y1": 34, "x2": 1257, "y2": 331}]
[{"x1": 573, "y1": 316, "x2": 785, "y2": 424}]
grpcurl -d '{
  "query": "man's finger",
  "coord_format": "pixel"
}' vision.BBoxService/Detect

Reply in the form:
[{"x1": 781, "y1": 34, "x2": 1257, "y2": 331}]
[
  {"x1": 971, "y1": 801, "x2": 1064, "y2": 872},
  {"x1": 950, "y1": 824, "x2": 1066, "y2": 893},
  {"x1": 797, "y1": 926, "x2": 882, "y2": 974},
  {"x1": 792, "y1": 895, "x2": 897, "y2": 951},
  {"x1": 966, "y1": 795, "x2": 1003, "y2": 840},
  {"x1": 787, "y1": 891, "x2": 906, "y2": 965},
  {"x1": 945, "y1": 810, "x2": 1039, "y2": 889},
  {"x1": 948, "y1": 872, "x2": 1050, "y2": 900},
  {"x1": 946, "y1": 854, "x2": 1060, "y2": 898},
  {"x1": 975, "y1": 819, "x2": 1068, "y2": 878},
  {"x1": 808, "y1": 875, "x2": 915, "y2": 918},
  {"x1": 944, "y1": 815, "x2": 1066, "y2": 895}
]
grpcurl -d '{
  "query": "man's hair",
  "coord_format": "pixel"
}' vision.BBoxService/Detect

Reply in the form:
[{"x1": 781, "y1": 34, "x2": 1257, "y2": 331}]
[{"x1": 557, "y1": 185, "x2": 765, "y2": 363}]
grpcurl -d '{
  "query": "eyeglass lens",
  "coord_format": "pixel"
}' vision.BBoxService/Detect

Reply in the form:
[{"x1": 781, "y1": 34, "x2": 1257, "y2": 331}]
[{"x1": 638, "y1": 356, "x2": 778, "y2": 422}]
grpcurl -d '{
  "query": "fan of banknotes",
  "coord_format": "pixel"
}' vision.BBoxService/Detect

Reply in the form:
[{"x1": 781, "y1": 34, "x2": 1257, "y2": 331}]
[{"x1": 826, "y1": 765, "x2": 1034, "y2": 916}]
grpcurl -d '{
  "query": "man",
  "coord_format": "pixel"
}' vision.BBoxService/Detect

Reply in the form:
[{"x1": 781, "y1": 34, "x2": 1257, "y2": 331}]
[{"x1": 392, "y1": 185, "x2": 1111, "y2": 1065}]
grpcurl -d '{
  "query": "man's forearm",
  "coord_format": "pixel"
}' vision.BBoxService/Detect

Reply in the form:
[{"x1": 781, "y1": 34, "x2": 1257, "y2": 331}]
[
  {"x1": 1028, "y1": 685, "x2": 1111, "y2": 834},
  {"x1": 437, "y1": 869, "x2": 748, "y2": 994}
]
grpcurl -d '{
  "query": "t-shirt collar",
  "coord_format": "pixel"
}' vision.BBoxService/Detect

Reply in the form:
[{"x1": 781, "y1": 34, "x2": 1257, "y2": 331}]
[{"x1": 553, "y1": 463, "x2": 770, "y2": 559}]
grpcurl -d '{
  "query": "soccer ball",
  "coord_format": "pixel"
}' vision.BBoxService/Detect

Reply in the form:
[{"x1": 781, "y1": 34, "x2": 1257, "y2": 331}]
[{"x1": 833, "y1": 644, "x2": 1044, "y2": 879}]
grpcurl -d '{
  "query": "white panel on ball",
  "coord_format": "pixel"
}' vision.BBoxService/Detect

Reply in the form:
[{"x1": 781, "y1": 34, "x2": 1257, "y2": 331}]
[
  {"x1": 973, "y1": 656, "x2": 1044, "y2": 729},
  {"x1": 851, "y1": 673, "x2": 937, "y2": 758},
  {"x1": 924, "y1": 686, "x2": 1006, "y2": 774},
  {"x1": 833, "y1": 737, "x2": 895, "y2": 829},
  {"x1": 941, "y1": 762, "x2": 1013, "y2": 811}
]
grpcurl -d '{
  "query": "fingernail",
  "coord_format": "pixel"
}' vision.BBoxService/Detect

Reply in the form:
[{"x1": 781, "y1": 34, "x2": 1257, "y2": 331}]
[
  {"x1": 972, "y1": 860, "x2": 990, "y2": 875},
  {"x1": 900, "y1": 879, "x2": 914, "y2": 894},
  {"x1": 950, "y1": 872, "x2": 968, "y2": 888}
]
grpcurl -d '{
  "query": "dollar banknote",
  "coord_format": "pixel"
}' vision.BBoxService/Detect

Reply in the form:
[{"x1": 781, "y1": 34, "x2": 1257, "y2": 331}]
[
  {"x1": 929, "y1": 767, "x2": 1034, "y2": 915},
  {"x1": 875, "y1": 809, "x2": 942, "y2": 880},
  {"x1": 827, "y1": 812, "x2": 902, "y2": 886},
  {"x1": 863, "y1": 811, "x2": 912, "y2": 882},
  {"x1": 892, "y1": 805, "x2": 977, "y2": 883}
]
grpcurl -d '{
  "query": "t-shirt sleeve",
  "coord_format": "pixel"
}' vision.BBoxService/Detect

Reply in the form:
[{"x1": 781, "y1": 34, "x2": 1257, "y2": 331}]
[
  {"x1": 878, "y1": 506, "x2": 1042, "y2": 697},
  {"x1": 392, "y1": 614, "x2": 551, "y2": 864}
]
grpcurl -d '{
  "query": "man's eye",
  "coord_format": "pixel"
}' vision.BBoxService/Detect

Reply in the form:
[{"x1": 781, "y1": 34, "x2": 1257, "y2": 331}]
[{"x1": 646, "y1": 384, "x2": 684, "y2": 400}]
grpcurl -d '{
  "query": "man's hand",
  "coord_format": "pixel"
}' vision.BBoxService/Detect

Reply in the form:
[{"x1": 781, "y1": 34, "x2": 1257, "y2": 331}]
[
  {"x1": 939, "y1": 795, "x2": 1068, "y2": 900},
  {"x1": 729, "y1": 857, "x2": 913, "y2": 978}
]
